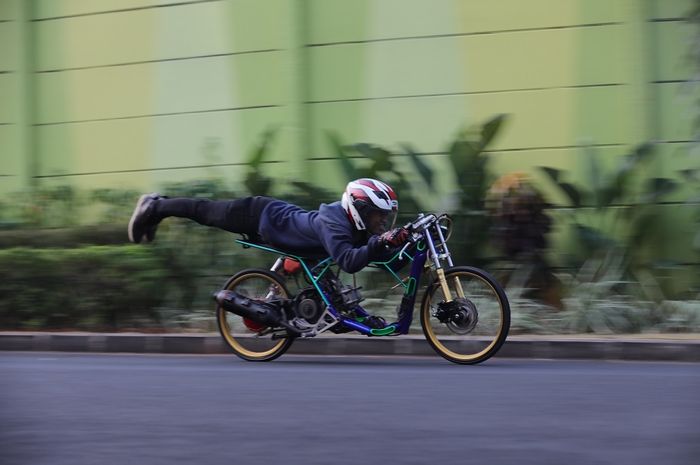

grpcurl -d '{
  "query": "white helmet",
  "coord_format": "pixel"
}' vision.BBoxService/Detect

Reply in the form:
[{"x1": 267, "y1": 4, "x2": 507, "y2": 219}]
[{"x1": 341, "y1": 178, "x2": 398, "y2": 234}]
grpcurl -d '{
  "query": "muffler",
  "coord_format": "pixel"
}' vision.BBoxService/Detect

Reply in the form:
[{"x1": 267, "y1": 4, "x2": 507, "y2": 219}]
[{"x1": 213, "y1": 290, "x2": 283, "y2": 327}]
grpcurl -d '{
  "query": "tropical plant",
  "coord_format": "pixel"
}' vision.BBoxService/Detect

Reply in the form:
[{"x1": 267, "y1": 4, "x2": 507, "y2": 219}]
[
  {"x1": 679, "y1": 168, "x2": 700, "y2": 254},
  {"x1": 539, "y1": 143, "x2": 679, "y2": 271},
  {"x1": 503, "y1": 265, "x2": 559, "y2": 334},
  {"x1": 554, "y1": 255, "x2": 655, "y2": 334},
  {"x1": 486, "y1": 172, "x2": 560, "y2": 305},
  {"x1": 443, "y1": 114, "x2": 508, "y2": 265},
  {"x1": 656, "y1": 298, "x2": 700, "y2": 332},
  {"x1": 244, "y1": 127, "x2": 278, "y2": 197},
  {"x1": 687, "y1": 1, "x2": 700, "y2": 141},
  {"x1": 487, "y1": 172, "x2": 552, "y2": 258},
  {"x1": 326, "y1": 133, "x2": 434, "y2": 215},
  {"x1": 243, "y1": 127, "x2": 336, "y2": 209},
  {"x1": 327, "y1": 114, "x2": 508, "y2": 264},
  {"x1": 681, "y1": 0, "x2": 700, "y2": 251}
]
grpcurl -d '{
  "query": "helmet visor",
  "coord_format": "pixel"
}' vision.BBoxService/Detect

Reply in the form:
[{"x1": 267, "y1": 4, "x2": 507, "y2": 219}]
[{"x1": 362, "y1": 207, "x2": 397, "y2": 235}]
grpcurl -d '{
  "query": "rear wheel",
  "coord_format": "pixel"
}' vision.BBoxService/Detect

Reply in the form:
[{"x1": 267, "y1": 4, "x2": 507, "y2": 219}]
[
  {"x1": 420, "y1": 266, "x2": 510, "y2": 364},
  {"x1": 216, "y1": 269, "x2": 293, "y2": 361}
]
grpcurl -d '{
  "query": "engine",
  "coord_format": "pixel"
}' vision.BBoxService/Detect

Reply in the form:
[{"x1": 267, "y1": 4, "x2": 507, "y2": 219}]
[
  {"x1": 321, "y1": 275, "x2": 364, "y2": 314},
  {"x1": 287, "y1": 273, "x2": 364, "y2": 334},
  {"x1": 292, "y1": 287, "x2": 326, "y2": 324}
]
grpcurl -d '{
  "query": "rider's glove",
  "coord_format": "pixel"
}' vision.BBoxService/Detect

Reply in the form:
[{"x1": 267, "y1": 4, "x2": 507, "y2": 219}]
[{"x1": 378, "y1": 227, "x2": 409, "y2": 248}]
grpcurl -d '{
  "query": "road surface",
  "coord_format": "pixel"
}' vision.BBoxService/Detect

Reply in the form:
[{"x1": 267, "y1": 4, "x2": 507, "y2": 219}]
[{"x1": 1, "y1": 353, "x2": 698, "y2": 465}]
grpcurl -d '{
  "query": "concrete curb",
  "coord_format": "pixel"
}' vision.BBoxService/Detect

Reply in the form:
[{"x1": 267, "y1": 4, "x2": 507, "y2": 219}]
[{"x1": 1, "y1": 332, "x2": 699, "y2": 361}]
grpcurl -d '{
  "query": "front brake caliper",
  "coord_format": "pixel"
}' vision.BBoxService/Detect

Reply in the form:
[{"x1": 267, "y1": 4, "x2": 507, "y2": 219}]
[{"x1": 435, "y1": 300, "x2": 462, "y2": 323}]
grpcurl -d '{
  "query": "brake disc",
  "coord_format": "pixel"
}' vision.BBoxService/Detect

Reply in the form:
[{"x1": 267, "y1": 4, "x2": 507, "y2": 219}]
[{"x1": 437, "y1": 297, "x2": 479, "y2": 335}]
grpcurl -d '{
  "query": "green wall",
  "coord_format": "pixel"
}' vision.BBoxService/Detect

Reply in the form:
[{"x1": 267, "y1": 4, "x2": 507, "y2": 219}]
[
  {"x1": 0, "y1": 0, "x2": 697, "y2": 259},
  {"x1": 1, "y1": 0, "x2": 695, "y2": 185},
  {"x1": 2, "y1": 0, "x2": 302, "y2": 192}
]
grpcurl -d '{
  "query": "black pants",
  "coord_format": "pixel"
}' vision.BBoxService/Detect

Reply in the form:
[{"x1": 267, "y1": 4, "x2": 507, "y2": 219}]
[{"x1": 152, "y1": 196, "x2": 273, "y2": 241}]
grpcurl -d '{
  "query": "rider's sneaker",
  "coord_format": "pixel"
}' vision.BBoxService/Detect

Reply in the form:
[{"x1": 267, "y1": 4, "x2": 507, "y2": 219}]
[{"x1": 128, "y1": 193, "x2": 162, "y2": 243}]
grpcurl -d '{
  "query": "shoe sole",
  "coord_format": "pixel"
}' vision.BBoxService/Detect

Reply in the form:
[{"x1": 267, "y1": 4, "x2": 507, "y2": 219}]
[{"x1": 127, "y1": 194, "x2": 150, "y2": 243}]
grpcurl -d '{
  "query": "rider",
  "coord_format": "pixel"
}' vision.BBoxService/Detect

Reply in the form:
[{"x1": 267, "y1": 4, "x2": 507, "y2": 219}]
[{"x1": 128, "y1": 177, "x2": 410, "y2": 274}]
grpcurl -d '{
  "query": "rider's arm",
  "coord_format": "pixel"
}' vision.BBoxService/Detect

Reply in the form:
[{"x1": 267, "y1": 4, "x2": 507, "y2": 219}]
[
  {"x1": 317, "y1": 221, "x2": 386, "y2": 274},
  {"x1": 314, "y1": 206, "x2": 389, "y2": 273}
]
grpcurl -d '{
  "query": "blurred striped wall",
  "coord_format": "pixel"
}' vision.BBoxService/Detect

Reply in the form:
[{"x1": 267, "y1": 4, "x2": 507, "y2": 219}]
[{"x1": 0, "y1": 0, "x2": 696, "y2": 207}]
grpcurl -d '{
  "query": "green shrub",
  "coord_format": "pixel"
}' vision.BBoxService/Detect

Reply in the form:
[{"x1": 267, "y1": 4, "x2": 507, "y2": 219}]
[
  {"x1": 656, "y1": 299, "x2": 700, "y2": 333},
  {"x1": 0, "y1": 246, "x2": 167, "y2": 330},
  {"x1": 0, "y1": 225, "x2": 128, "y2": 248}
]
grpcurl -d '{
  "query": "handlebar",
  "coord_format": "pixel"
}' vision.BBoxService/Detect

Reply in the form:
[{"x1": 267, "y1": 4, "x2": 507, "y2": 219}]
[
  {"x1": 405, "y1": 212, "x2": 450, "y2": 237},
  {"x1": 405, "y1": 213, "x2": 438, "y2": 234},
  {"x1": 396, "y1": 212, "x2": 450, "y2": 259}
]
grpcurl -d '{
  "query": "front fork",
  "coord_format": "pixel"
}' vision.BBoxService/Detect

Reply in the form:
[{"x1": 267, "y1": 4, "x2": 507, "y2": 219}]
[
  {"x1": 435, "y1": 268, "x2": 458, "y2": 301},
  {"x1": 425, "y1": 225, "x2": 464, "y2": 302}
]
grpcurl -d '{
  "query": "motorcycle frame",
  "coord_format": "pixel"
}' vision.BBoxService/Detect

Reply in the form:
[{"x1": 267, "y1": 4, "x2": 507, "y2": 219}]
[{"x1": 235, "y1": 214, "x2": 453, "y2": 337}]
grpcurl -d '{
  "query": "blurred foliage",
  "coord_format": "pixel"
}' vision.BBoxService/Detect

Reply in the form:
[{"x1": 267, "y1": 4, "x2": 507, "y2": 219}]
[
  {"x1": 0, "y1": 185, "x2": 82, "y2": 229},
  {"x1": 0, "y1": 225, "x2": 126, "y2": 248},
  {"x1": 327, "y1": 132, "x2": 432, "y2": 215},
  {"x1": 0, "y1": 244, "x2": 269, "y2": 332},
  {"x1": 327, "y1": 114, "x2": 508, "y2": 265},
  {"x1": 554, "y1": 255, "x2": 656, "y2": 334},
  {"x1": 680, "y1": 169, "x2": 700, "y2": 253},
  {"x1": 486, "y1": 172, "x2": 557, "y2": 305},
  {"x1": 506, "y1": 257, "x2": 700, "y2": 335},
  {"x1": 539, "y1": 143, "x2": 679, "y2": 271},
  {"x1": 160, "y1": 178, "x2": 238, "y2": 200},
  {"x1": 504, "y1": 266, "x2": 560, "y2": 334},
  {"x1": 92, "y1": 188, "x2": 141, "y2": 223},
  {"x1": 657, "y1": 298, "x2": 700, "y2": 333},
  {"x1": 1, "y1": 184, "x2": 139, "y2": 231},
  {"x1": 243, "y1": 127, "x2": 336, "y2": 209},
  {"x1": 1, "y1": 112, "x2": 699, "y2": 332},
  {"x1": 445, "y1": 115, "x2": 507, "y2": 262},
  {"x1": 688, "y1": 1, "x2": 700, "y2": 134},
  {"x1": 243, "y1": 127, "x2": 278, "y2": 197},
  {"x1": 685, "y1": 2, "x2": 700, "y2": 254},
  {"x1": 487, "y1": 173, "x2": 552, "y2": 256},
  {"x1": 0, "y1": 246, "x2": 166, "y2": 330}
]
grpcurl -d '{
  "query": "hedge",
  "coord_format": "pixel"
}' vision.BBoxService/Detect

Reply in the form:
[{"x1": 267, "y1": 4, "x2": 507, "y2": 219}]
[
  {"x1": 0, "y1": 225, "x2": 128, "y2": 248},
  {"x1": 0, "y1": 246, "x2": 167, "y2": 330}
]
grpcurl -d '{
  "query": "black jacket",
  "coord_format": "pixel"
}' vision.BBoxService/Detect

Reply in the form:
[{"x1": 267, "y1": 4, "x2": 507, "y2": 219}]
[{"x1": 257, "y1": 200, "x2": 388, "y2": 273}]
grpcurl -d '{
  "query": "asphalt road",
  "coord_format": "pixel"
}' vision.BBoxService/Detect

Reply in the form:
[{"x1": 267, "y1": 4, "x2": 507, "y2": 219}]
[{"x1": 1, "y1": 353, "x2": 698, "y2": 465}]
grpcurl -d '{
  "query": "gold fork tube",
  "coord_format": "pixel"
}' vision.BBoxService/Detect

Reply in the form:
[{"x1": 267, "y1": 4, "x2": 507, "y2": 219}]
[
  {"x1": 453, "y1": 276, "x2": 465, "y2": 298},
  {"x1": 436, "y1": 268, "x2": 452, "y2": 302}
]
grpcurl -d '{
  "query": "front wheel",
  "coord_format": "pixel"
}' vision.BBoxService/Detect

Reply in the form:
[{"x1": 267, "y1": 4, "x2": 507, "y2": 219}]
[
  {"x1": 420, "y1": 266, "x2": 510, "y2": 364},
  {"x1": 216, "y1": 269, "x2": 294, "y2": 362}
]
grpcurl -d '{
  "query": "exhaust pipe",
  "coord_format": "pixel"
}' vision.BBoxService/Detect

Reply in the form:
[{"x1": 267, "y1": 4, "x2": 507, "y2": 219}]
[{"x1": 214, "y1": 290, "x2": 283, "y2": 327}]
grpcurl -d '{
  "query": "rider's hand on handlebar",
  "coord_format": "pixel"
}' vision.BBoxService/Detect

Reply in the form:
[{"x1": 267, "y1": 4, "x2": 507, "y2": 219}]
[{"x1": 378, "y1": 227, "x2": 410, "y2": 248}]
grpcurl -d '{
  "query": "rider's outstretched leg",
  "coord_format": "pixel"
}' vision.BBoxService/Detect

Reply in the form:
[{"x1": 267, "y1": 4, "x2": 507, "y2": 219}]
[{"x1": 128, "y1": 195, "x2": 272, "y2": 243}]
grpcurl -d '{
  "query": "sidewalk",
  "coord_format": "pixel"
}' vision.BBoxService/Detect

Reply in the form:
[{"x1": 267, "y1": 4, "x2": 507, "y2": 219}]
[{"x1": 1, "y1": 332, "x2": 699, "y2": 361}]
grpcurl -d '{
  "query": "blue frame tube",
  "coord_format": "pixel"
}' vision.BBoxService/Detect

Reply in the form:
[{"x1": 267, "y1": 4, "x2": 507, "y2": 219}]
[
  {"x1": 393, "y1": 250, "x2": 428, "y2": 334},
  {"x1": 337, "y1": 317, "x2": 373, "y2": 335}
]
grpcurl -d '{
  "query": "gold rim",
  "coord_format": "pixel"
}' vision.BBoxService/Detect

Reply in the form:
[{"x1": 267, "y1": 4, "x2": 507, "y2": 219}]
[
  {"x1": 217, "y1": 272, "x2": 288, "y2": 359},
  {"x1": 422, "y1": 271, "x2": 505, "y2": 362}
]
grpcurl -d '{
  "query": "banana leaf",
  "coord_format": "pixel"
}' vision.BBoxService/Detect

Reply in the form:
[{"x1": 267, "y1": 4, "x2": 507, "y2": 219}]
[
  {"x1": 326, "y1": 132, "x2": 361, "y2": 180},
  {"x1": 539, "y1": 166, "x2": 583, "y2": 207},
  {"x1": 602, "y1": 143, "x2": 655, "y2": 206},
  {"x1": 400, "y1": 143, "x2": 435, "y2": 192},
  {"x1": 479, "y1": 114, "x2": 508, "y2": 149},
  {"x1": 641, "y1": 178, "x2": 678, "y2": 203},
  {"x1": 246, "y1": 127, "x2": 278, "y2": 169},
  {"x1": 358, "y1": 145, "x2": 393, "y2": 172}
]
